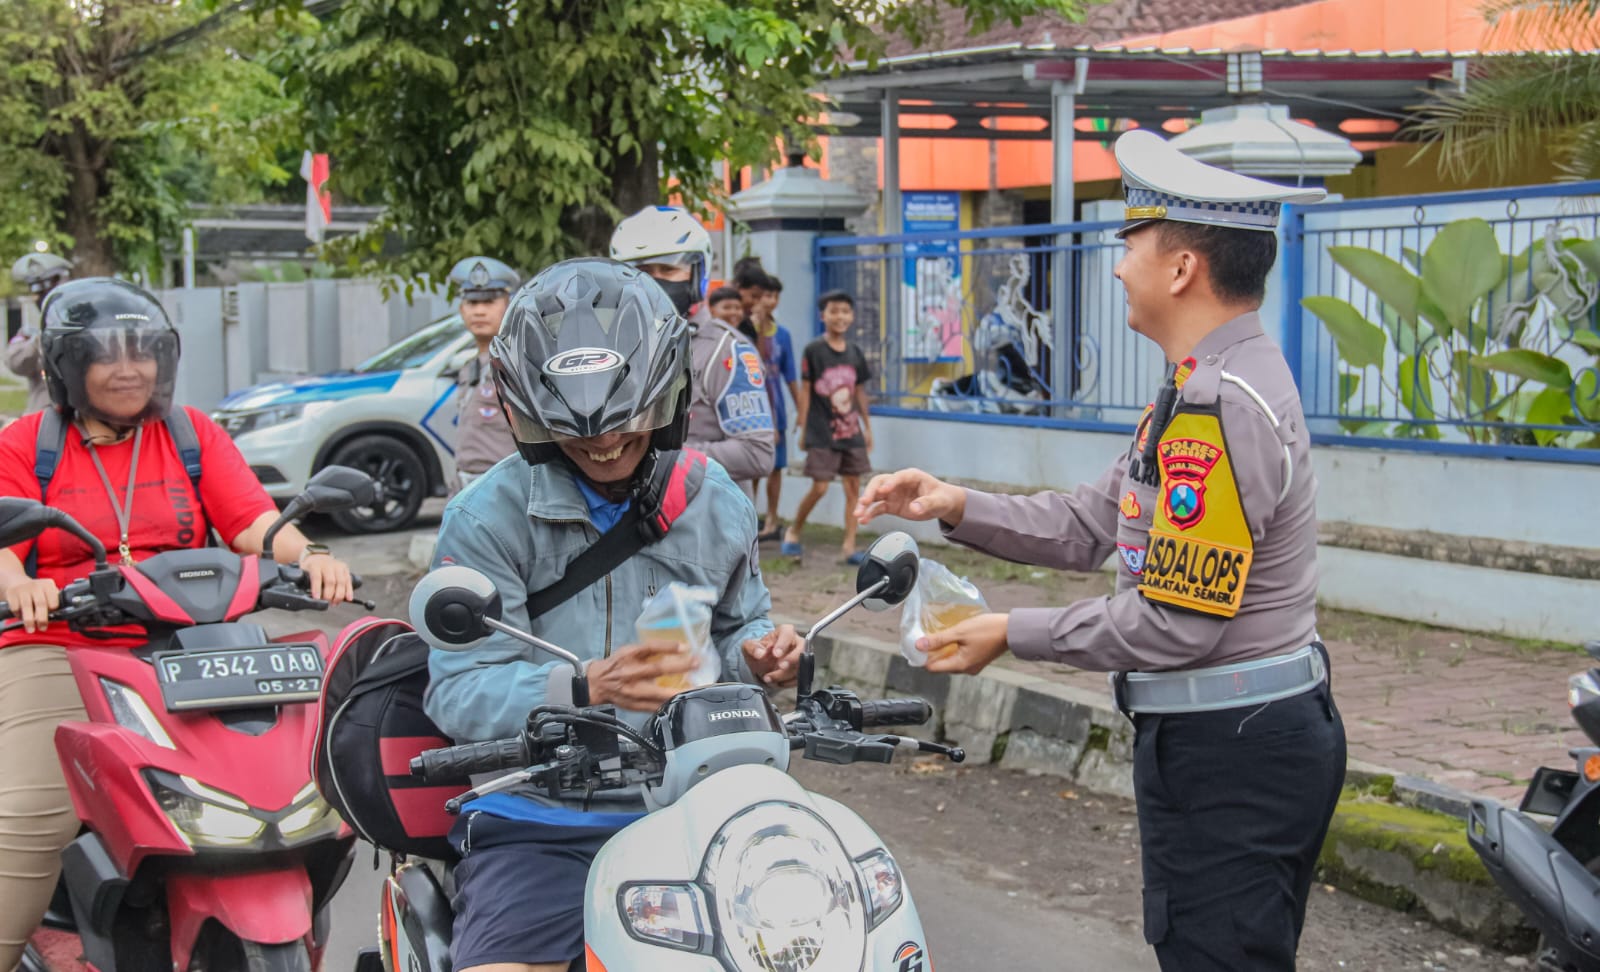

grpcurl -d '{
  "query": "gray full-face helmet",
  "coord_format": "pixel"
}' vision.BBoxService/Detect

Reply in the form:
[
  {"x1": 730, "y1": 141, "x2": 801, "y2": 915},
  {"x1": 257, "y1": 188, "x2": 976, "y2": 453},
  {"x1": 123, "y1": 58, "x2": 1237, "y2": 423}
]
[{"x1": 490, "y1": 257, "x2": 691, "y2": 468}]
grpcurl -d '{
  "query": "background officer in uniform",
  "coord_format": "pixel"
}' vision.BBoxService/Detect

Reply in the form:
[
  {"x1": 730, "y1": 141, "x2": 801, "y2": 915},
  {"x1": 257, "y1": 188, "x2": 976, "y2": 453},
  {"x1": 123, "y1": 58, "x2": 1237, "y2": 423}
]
[
  {"x1": 7, "y1": 253, "x2": 73, "y2": 417},
  {"x1": 857, "y1": 129, "x2": 1346, "y2": 971},
  {"x1": 448, "y1": 255, "x2": 520, "y2": 493},
  {"x1": 610, "y1": 206, "x2": 775, "y2": 495}
]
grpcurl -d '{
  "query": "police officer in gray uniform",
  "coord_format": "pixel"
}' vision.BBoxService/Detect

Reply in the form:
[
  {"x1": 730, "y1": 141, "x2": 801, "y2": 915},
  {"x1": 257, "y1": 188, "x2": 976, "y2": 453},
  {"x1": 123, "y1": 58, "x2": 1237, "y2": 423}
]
[
  {"x1": 7, "y1": 253, "x2": 73, "y2": 416},
  {"x1": 448, "y1": 256, "x2": 521, "y2": 493},
  {"x1": 610, "y1": 206, "x2": 775, "y2": 493},
  {"x1": 857, "y1": 129, "x2": 1346, "y2": 971}
]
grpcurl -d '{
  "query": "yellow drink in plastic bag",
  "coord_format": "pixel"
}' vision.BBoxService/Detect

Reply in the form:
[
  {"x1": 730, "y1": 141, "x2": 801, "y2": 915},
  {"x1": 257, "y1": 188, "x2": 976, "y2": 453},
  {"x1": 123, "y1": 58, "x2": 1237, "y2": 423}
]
[{"x1": 920, "y1": 602, "x2": 984, "y2": 660}]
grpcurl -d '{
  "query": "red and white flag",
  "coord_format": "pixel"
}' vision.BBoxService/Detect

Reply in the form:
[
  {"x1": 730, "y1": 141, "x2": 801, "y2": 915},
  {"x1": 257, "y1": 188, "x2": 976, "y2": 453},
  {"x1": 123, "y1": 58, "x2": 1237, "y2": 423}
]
[{"x1": 301, "y1": 151, "x2": 331, "y2": 243}]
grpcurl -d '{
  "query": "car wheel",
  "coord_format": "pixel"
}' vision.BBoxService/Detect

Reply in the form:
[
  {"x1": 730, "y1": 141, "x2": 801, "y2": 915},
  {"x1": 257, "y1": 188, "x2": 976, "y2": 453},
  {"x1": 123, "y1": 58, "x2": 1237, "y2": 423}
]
[{"x1": 323, "y1": 434, "x2": 428, "y2": 534}]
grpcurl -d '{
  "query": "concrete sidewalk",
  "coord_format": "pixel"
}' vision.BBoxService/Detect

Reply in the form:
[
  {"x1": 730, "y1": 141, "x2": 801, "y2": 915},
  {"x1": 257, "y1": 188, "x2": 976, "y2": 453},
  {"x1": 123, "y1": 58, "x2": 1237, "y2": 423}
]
[{"x1": 1003, "y1": 625, "x2": 1587, "y2": 806}]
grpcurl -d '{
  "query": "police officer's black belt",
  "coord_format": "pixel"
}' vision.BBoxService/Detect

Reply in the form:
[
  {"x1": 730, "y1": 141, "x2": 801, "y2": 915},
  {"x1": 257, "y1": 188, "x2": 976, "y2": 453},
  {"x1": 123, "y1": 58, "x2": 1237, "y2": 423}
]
[{"x1": 1115, "y1": 645, "x2": 1325, "y2": 714}]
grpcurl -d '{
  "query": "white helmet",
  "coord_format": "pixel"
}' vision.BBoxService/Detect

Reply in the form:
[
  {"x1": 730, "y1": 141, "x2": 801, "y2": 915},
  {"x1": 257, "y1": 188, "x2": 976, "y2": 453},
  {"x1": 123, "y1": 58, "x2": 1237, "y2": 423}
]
[{"x1": 609, "y1": 206, "x2": 713, "y2": 314}]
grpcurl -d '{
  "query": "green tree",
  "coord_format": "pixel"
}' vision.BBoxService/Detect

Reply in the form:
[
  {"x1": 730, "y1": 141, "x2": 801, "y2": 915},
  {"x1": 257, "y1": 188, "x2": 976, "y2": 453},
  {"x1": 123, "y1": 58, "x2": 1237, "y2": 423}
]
[
  {"x1": 0, "y1": 1, "x2": 311, "y2": 278},
  {"x1": 1411, "y1": 0, "x2": 1600, "y2": 182},
  {"x1": 292, "y1": 0, "x2": 1086, "y2": 282}
]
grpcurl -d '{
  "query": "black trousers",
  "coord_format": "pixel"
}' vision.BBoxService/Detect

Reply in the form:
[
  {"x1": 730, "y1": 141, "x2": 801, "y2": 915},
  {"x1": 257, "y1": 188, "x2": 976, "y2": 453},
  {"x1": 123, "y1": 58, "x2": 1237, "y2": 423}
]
[{"x1": 1132, "y1": 680, "x2": 1346, "y2": 971}]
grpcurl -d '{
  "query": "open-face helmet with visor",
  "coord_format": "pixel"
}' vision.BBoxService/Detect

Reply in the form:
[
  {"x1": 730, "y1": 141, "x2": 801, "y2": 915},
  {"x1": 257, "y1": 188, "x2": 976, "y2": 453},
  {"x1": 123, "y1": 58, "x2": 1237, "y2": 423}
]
[
  {"x1": 11, "y1": 252, "x2": 72, "y2": 297},
  {"x1": 491, "y1": 257, "x2": 691, "y2": 467},
  {"x1": 608, "y1": 206, "x2": 714, "y2": 316},
  {"x1": 39, "y1": 278, "x2": 181, "y2": 426}
]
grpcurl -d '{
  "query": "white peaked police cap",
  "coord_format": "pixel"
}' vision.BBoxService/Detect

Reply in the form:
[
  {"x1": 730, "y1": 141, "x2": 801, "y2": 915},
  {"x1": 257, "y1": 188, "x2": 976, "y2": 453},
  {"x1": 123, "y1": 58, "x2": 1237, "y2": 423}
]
[{"x1": 1114, "y1": 129, "x2": 1327, "y2": 238}]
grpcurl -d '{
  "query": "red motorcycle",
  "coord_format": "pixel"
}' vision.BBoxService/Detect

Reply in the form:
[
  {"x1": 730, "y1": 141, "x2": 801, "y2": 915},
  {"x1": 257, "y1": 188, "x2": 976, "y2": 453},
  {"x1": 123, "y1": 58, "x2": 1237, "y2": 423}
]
[{"x1": 0, "y1": 467, "x2": 378, "y2": 972}]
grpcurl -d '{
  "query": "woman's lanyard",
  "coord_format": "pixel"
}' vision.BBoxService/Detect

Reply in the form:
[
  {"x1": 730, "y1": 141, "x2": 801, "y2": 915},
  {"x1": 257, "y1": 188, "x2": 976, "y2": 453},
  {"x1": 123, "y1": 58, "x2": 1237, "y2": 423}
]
[{"x1": 86, "y1": 425, "x2": 144, "y2": 565}]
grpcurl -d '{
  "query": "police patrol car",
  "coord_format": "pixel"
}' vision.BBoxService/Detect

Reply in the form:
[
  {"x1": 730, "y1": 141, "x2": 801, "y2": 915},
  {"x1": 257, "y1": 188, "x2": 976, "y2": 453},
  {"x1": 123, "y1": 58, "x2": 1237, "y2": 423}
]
[{"x1": 212, "y1": 315, "x2": 476, "y2": 534}]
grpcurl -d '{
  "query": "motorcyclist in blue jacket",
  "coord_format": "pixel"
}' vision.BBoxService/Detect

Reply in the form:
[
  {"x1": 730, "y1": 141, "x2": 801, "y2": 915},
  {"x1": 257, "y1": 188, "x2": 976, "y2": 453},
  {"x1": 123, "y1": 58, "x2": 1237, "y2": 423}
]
[{"x1": 423, "y1": 257, "x2": 804, "y2": 972}]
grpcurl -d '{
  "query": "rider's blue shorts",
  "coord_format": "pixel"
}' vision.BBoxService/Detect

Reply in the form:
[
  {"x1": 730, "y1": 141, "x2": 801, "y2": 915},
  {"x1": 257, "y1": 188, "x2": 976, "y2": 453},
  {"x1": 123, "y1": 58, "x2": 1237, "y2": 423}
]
[{"x1": 448, "y1": 806, "x2": 636, "y2": 967}]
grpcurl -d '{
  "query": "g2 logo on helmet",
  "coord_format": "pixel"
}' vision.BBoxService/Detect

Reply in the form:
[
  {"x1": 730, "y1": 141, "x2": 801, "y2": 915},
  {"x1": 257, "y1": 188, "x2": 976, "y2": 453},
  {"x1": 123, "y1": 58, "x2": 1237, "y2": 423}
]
[{"x1": 544, "y1": 348, "x2": 624, "y2": 376}]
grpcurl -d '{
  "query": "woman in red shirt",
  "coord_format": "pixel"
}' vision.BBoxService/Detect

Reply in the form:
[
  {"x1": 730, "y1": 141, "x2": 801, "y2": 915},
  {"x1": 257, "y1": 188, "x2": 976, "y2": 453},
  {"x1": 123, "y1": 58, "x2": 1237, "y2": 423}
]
[{"x1": 0, "y1": 278, "x2": 356, "y2": 968}]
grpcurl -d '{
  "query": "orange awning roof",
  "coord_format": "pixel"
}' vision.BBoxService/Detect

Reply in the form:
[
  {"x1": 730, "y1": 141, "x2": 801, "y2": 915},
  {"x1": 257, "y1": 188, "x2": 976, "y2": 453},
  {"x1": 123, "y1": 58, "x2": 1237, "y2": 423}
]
[{"x1": 1115, "y1": 0, "x2": 1594, "y2": 55}]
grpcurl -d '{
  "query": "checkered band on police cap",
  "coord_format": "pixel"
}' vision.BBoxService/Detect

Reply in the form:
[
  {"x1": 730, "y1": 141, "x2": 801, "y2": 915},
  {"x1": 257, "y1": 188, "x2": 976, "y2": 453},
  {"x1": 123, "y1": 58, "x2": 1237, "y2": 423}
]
[{"x1": 1114, "y1": 129, "x2": 1326, "y2": 237}]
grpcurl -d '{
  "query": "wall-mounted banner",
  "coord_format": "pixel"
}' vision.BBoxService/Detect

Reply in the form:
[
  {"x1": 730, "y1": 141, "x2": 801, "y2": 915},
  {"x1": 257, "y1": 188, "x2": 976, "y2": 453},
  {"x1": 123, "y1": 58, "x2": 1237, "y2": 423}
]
[{"x1": 902, "y1": 191, "x2": 964, "y2": 362}]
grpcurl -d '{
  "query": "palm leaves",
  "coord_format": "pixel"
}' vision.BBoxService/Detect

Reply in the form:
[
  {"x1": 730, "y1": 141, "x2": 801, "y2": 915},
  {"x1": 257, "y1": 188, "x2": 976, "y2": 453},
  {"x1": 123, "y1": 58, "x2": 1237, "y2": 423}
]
[{"x1": 1410, "y1": 0, "x2": 1600, "y2": 182}]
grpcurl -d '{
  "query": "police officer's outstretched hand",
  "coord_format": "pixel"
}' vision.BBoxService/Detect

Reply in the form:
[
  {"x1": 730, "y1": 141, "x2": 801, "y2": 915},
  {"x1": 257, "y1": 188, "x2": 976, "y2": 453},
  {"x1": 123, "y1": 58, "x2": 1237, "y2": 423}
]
[
  {"x1": 918, "y1": 612, "x2": 1011, "y2": 676},
  {"x1": 587, "y1": 643, "x2": 698, "y2": 711},
  {"x1": 855, "y1": 468, "x2": 965, "y2": 526}
]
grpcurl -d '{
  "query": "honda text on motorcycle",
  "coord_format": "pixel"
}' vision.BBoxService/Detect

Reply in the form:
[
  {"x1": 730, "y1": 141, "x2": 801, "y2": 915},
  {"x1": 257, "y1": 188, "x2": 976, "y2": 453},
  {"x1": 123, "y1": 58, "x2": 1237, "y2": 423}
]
[{"x1": 352, "y1": 531, "x2": 962, "y2": 972}]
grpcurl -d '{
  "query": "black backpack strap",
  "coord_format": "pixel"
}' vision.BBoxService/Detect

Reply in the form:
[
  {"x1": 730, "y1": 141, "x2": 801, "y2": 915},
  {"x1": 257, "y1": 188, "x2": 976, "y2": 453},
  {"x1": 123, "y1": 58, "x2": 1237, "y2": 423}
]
[
  {"x1": 27, "y1": 410, "x2": 69, "y2": 575},
  {"x1": 523, "y1": 450, "x2": 707, "y2": 622},
  {"x1": 33, "y1": 408, "x2": 66, "y2": 500},
  {"x1": 164, "y1": 406, "x2": 203, "y2": 491}
]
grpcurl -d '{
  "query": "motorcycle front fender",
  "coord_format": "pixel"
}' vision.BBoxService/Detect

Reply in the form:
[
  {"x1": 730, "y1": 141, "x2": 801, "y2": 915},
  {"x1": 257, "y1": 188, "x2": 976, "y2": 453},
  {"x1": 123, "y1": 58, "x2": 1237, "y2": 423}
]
[
  {"x1": 1470, "y1": 799, "x2": 1600, "y2": 964},
  {"x1": 167, "y1": 868, "x2": 312, "y2": 971}
]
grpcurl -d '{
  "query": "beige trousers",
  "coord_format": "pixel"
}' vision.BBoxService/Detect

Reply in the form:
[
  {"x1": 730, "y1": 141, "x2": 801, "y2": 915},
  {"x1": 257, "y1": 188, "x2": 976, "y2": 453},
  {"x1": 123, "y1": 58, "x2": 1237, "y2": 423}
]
[{"x1": 0, "y1": 645, "x2": 87, "y2": 972}]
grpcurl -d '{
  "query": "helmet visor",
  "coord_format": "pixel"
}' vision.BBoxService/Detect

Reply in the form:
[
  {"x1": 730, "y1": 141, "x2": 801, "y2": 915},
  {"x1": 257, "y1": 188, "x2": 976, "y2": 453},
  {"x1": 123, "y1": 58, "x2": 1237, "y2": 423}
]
[
  {"x1": 60, "y1": 328, "x2": 180, "y2": 424},
  {"x1": 71, "y1": 328, "x2": 178, "y2": 366},
  {"x1": 503, "y1": 376, "x2": 684, "y2": 444}
]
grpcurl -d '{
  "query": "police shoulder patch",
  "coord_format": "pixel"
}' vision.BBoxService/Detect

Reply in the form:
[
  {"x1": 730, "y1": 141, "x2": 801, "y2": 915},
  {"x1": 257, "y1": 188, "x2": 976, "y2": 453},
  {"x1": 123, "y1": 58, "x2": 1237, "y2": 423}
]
[
  {"x1": 1138, "y1": 407, "x2": 1254, "y2": 618},
  {"x1": 716, "y1": 343, "x2": 775, "y2": 438}
]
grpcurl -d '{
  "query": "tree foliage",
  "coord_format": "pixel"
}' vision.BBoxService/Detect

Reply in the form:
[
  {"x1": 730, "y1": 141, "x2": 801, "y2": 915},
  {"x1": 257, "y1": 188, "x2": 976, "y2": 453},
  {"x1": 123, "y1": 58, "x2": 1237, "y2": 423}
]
[
  {"x1": 293, "y1": 0, "x2": 1087, "y2": 283},
  {"x1": 0, "y1": 1, "x2": 310, "y2": 281},
  {"x1": 1411, "y1": 0, "x2": 1600, "y2": 182}
]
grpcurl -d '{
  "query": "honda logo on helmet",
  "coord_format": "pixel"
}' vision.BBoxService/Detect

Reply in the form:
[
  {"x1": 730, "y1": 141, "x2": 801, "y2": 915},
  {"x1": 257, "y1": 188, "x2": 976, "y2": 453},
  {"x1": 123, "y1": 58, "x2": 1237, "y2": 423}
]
[{"x1": 545, "y1": 348, "x2": 624, "y2": 376}]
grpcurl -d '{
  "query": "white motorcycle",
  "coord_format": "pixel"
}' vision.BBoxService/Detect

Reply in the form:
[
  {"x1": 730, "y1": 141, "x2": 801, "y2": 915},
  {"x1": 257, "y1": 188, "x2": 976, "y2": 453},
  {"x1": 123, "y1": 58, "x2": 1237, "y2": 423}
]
[{"x1": 386, "y1": 531, "x2": 962, "y2": 972}]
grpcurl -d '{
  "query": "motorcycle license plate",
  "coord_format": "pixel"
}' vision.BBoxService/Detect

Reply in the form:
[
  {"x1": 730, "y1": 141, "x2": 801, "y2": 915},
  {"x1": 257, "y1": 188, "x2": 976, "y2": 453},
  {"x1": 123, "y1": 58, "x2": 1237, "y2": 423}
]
[{"x1": 152, "y1": 644, "x2": 325, "y2": 712}]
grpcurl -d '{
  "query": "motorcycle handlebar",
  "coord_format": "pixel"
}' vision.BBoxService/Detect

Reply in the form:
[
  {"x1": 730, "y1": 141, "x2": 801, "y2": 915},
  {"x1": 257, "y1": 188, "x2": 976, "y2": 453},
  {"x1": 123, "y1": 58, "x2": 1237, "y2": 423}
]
[
  {"x1": 411, "y1": 738, "x2": 528, "y2": 784},
  {"x1": 859, "y1": 698, "x2": 933, "y2": 728}
]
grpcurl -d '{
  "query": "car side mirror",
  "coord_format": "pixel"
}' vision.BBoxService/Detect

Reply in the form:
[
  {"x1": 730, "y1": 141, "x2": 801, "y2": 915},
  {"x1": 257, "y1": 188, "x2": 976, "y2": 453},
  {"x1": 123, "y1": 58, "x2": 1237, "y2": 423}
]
[{"x1": 856, "y1": 532, "x2": 920, "y2": 611}]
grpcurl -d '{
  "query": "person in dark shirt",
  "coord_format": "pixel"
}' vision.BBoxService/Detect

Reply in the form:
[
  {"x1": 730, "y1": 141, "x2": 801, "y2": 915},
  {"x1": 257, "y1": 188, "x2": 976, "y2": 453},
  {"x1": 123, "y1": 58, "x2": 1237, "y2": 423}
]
[{"x1": 780, "y1": 290, "x2": 872, "y2": 565}]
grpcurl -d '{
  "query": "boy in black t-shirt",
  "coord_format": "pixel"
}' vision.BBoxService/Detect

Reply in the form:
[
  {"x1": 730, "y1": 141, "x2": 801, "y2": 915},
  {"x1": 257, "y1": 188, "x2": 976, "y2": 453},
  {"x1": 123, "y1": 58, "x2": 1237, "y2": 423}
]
[{"x1": 781, "y1": 290, "x2": 873, "y2": 565}]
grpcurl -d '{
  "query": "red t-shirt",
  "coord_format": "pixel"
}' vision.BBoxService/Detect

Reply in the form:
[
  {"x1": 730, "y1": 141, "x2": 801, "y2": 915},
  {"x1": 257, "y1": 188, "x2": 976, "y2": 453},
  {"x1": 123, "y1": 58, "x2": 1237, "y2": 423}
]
[{"x1": 0, "y1": 407, "x2": 277, "y2": 649}]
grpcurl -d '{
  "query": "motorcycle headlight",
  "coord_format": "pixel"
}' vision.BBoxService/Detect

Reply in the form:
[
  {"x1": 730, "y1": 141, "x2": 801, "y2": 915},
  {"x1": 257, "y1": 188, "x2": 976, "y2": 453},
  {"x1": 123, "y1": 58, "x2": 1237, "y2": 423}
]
[
  {"x1": 853, "y1": 848, "x2": 904, "y2": 929},
  {"x1": 619, "y1": 883, "x2": 711, "y2": 953},
  {"x1": 145, "y1": 771, "x2": 266, "y2": 848},
  {"x1": 213, "y1": 403, "x2": 305, "y2": 438},
  {"x1": 100, "y1": 678, "x2": 175, "y2": 750},
  {"x1": 703, "y1": 803, "x2": 867, "y2": 972},
  {"x1": 278, "y1": 782, "x2": 343, "y2": 843}
]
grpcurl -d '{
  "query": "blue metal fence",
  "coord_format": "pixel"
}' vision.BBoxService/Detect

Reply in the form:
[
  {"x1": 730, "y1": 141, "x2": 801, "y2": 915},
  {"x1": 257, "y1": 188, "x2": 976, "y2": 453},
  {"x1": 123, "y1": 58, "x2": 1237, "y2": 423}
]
[
  {"x1": 813, "y1": 220, "x2": 1164, "y2": 433},
  {"x1": 1282, "y1": 180, "x2": 1600, "y2": 464},
  {"x1": 813, "y1": 180, "x2": 1600, "y2": 463}
]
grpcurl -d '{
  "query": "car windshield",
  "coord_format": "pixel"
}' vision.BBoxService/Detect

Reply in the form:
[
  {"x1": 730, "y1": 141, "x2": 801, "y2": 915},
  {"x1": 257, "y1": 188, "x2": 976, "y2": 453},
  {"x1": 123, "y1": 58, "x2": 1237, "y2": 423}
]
[{"x1": 354, "y1": 317, "x2": 465, "y2": 373}]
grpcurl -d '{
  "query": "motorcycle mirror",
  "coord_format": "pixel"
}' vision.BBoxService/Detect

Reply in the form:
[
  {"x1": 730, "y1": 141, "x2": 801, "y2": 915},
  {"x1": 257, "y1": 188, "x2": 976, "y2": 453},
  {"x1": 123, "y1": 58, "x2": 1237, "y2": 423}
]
[
  {"x1": 856, "y1": 532, "x2": 920, "y2": 611},
  {"x1": 0, "y1": 497, "x2": 57, "y2": 549},
  {"x1": 299, "y1": 465, "x2": 382, "y2": 514},
  {"x1": 410, "y1": 565, "x2": 503, "y2": 652}
]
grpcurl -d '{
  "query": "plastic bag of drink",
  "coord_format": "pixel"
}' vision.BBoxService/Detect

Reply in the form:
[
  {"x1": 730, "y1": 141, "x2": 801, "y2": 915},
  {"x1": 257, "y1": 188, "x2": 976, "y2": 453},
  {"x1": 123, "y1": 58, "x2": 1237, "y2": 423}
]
[
  {"x1": 899, "y1": 557, "x2": 989, "y2": 667},
  {"x1": 635, "y1": 583, "x2": 721, "y2": 690}
]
